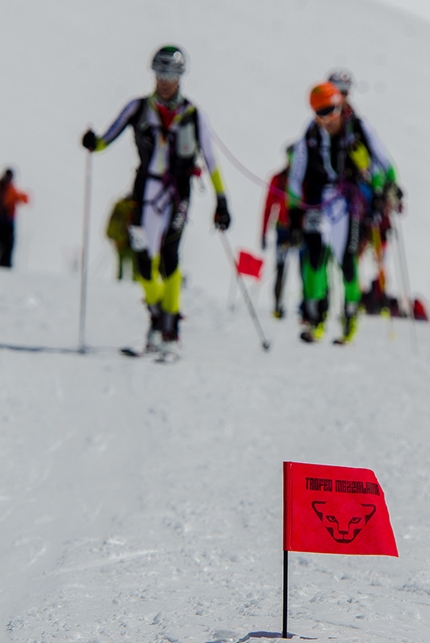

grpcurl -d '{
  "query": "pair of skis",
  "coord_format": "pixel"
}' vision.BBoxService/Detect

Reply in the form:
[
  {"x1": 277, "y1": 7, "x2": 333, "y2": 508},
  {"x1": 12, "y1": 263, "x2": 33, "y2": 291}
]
[
  {"x1": 300, "y1": 330, "x2": 350, "y2": 346},
  {"x1": 120, "y1": 345, "x2": 180, "y2": 363}
]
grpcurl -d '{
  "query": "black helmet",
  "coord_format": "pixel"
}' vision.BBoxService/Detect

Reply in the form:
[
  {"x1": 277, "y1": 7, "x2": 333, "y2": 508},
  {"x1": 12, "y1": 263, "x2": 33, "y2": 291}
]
[
  {"x1": 327, "y1": 69, "x2": 353, "y2": 95},
  {"x1": 151, "y1": 46, "x2": 186, "y2": 77}
]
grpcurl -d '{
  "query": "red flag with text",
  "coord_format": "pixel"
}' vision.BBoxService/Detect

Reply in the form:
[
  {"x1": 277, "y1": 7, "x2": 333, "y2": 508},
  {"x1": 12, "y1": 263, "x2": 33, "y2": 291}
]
[
  {"x1": 236, "y1": 250, "x2": 264, "y2": 280},
  {"x1": 283, "y1": 462, "x2": 398, "y2": 557}
]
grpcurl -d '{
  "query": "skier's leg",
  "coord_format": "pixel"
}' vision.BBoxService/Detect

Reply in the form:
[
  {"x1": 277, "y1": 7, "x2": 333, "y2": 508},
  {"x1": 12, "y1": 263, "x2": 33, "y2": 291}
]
[
  {"x1": 273, "y1": 229, "x2": 289, "y2": 318},
  {"x1": 274, "y1": 262, "x2": 285, "y2": 317},
  {"x1": 159, "y1": 217, "x2": 184, "y2": 340},
  {"x1": 300, "y1": 233, "x2": 330, "y2": 341},
  {"x1": 0, "y1": 222, "x2": 14, "y2": 268},
  {"x1": 302, "y1": 234, "x2": 329, "y2": 310},
  {"x1": 0, "y1": 222, "x2": 6, "y2": 266},
  {"x1": 339, "y1": 223, "x2": 361, "y2": 342},
  {"x1": 131, "y1": 181, "x2": 173, "y2": 349},
  {"x1": 117, "y1": 247, "x2": 125, "y2": 280}
]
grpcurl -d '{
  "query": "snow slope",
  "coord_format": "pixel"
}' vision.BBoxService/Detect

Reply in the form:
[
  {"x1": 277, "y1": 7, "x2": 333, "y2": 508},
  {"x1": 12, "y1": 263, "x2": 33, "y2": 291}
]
[
  {"x1": 1, "y1": 271, "x2": 430, "y2": 643},
  {"x1": 1, "y1": 1, "x2": 430, "y2": 642}
]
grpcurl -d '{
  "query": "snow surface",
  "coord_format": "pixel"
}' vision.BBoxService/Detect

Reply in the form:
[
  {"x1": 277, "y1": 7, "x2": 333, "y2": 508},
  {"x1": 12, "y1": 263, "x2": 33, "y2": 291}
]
[{"x1": 1, "y1": 1, "x2": 430, "y2": 642}]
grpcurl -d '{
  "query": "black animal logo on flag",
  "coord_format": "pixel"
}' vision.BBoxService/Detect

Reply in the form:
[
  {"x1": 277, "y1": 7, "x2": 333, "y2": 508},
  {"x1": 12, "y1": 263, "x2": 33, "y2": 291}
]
[{"x1": 312, "y1": 501, "x2": 377, "y2": 543}]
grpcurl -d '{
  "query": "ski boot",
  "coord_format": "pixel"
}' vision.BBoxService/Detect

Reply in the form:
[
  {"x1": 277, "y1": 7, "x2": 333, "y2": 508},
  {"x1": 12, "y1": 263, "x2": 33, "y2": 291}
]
[
  {"x1": 300, "y1": 300, "x2": 325, "y2": 343},
  {"x1": 145, "y1": 304, "x2": 162, "y2": 352},
  {"x1": 158, "y1": 312, "x2": 181, "y2": 362},
  {"x1": 334, "y1": 307, "x2": 358, "y2": 345},
  {"x1": 300, "y1": 321, "x2": 325, "y2": 343},
  {"x1": 343, "y1": 313, "x2": 358, "y2": 343},
  {"x1": 273, "y1": 303, "x2": 285, "y2": 319}
]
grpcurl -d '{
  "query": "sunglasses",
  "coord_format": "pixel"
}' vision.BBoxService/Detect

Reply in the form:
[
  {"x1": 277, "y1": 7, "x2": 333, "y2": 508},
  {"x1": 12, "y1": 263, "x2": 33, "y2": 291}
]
[
  {"x1": 156, "y1": 72, "x2": 180, "y2": 82},
  {"x1": 315, "y1": 105, "x2": 342, "y2": 118}
]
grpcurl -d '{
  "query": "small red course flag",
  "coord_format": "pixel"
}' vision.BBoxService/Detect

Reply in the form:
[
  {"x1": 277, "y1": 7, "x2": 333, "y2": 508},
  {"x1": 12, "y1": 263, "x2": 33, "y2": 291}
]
[
  {"x1": 283, "y1": 462, "x2": 398, "y2": 557},
  {"x1": 236, "y1": 250, "x2": 264, "y2": 280}
]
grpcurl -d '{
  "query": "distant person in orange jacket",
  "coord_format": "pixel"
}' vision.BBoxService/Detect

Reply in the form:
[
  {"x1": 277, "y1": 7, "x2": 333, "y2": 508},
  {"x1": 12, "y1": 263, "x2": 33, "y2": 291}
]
[{"x1": 0, "y1": 168, "x2": 29, "y2": 268}]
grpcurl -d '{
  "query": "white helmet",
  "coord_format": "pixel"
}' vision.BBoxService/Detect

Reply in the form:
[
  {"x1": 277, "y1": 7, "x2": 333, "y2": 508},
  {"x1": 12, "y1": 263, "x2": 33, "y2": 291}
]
[
  {"x1": 151, "y1": 45, "x2": 186, "y2": 78},
  {"x1": 328, "y1": 69, "x2": 353, "y2": 95}
]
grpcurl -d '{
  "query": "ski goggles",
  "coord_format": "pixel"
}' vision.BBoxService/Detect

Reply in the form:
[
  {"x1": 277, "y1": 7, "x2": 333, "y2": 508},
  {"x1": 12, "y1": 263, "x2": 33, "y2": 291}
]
[
  {"x1": 155, "y1": 71, "x2": 181, "y2": 82},
  {"x1": 315, "y1": 105, "x2": 342, "y2": 119}
]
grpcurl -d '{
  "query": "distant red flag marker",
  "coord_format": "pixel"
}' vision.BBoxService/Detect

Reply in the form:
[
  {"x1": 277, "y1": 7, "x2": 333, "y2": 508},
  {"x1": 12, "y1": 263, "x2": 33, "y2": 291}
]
[
  {"x1": 236, "y1": 250, "x2": 264, "y2": 280},
  {"x1": 283, "y1": 461, "x2": 398, "y2": 557}
]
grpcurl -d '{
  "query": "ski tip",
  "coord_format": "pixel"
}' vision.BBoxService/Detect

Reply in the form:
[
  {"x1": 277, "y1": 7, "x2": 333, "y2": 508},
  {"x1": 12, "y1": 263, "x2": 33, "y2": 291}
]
[
  {"x1": 120, "y1": 347, "x2": 142, "y2": 357},
  {"x1": 300, "y1": 331, "x2": 316, "y2": 343},
  {"x1": 332, "y1": 338, "x2": 348, "y2": 346}
]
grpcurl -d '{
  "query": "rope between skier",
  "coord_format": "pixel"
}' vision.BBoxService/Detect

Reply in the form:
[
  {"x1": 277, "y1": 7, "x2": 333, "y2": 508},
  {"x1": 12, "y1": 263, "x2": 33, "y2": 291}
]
[{"x1": 210, "y1": 126, "x2": 346, "y2": 212}]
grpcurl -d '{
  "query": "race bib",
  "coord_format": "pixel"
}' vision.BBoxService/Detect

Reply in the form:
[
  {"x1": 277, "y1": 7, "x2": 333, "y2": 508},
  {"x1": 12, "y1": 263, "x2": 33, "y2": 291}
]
[
  {"x1": 128, "y1": 225, "x2": 148, "y2": 252},
  {"x1": 171, "y1": 200, "x2": 189, "y2": 232},
  {"x1": 304, "y1": 209, "x2": 323, "y2": 233}
]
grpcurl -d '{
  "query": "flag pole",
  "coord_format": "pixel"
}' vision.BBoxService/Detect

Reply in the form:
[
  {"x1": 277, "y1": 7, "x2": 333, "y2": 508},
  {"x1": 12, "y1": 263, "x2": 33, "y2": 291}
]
[
  {"x1": 282, "y1": 461, "x2": 290, "y2": 639},
  {"x1": 218, "y1": 233, "x2": 270, "y2": 351},
  {"x1": 282, "y1": 550, "x2": 289, "y2": 639}
]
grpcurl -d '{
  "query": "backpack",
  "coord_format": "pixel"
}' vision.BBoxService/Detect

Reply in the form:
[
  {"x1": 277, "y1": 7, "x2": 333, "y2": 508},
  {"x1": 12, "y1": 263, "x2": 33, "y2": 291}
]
[{"x1": 106, "y1": 197, "x2": 135, "y2": 248}]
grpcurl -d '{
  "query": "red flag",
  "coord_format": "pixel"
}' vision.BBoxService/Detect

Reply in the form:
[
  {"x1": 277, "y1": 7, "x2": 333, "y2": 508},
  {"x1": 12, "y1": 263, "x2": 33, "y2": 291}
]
[
  {"x1": 283, "y1": 462, "x2": 398, "y2": 557},
  {"x1": 236, "y1": 250, "x2": 264, "y2": 280}
]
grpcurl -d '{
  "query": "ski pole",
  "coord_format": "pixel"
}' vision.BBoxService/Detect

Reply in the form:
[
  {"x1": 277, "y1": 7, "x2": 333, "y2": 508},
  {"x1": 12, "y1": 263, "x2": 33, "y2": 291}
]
[
  {"x1": 390, "y1": 210, "x2": 418, "y2": 351},
  {"x1": 219, "y1": 232, "x2": 270, "y2": 351},
  {"x1": 371, "y1": 224, "x2": 386, "y2": 295},
  {"x1": 371, "y1": 223, "x2": 395, "y2": 339},
  {"x1": 78, "y1": 150, "x2": 93, "y2": 354}
]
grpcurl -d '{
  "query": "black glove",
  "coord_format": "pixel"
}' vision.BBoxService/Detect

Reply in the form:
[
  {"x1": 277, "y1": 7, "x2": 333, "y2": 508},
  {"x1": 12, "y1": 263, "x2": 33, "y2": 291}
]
[
  {"x1": 384, "y1": 181, "x2": 404, "y2": 213},
  {"x1": 82, "y1": 129, "x2": 97, "y2": 152},
  {"x1": 261, "y1": 235, "x2": 267, "y2": 251},
  {"x1": 214, "y1": 195, "x2": 231, "y2": 231}
]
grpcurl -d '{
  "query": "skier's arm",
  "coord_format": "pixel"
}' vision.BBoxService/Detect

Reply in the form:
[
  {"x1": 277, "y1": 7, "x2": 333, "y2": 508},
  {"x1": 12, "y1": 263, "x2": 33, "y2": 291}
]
[
  {"x1": 287, "y1": 138, "x2": 307, "y2": 207},
  {"x1": 197, "y1": 109, "x2": 227, "y2": 197},
  {"x1": 6, "y1": 186, "x2": 29, "y2": 208},
  {"x1": 82, "y1": 99, "x2": 141, "y2": 152},
  {"x1": 15, "y1": 189, "x2": 29, "y2": 205},
  {"x1": 359, "y1": 117, "x2": 398, "y2": 186},
  {"x1": 262, "y1": 176, "x2": 278, "y2": 238},
  {"x1": 196, "y1": 108, "x2": 231, "y2": 230}
]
